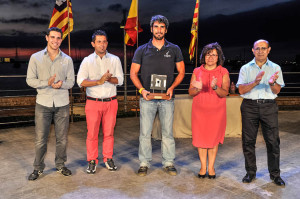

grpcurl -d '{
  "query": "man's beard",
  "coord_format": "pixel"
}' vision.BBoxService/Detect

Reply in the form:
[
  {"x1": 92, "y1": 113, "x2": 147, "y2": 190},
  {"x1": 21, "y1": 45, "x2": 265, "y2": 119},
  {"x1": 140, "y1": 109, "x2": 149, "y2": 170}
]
[{"x1": 153, "y1": 33, "x2": 165, "y2": 40}]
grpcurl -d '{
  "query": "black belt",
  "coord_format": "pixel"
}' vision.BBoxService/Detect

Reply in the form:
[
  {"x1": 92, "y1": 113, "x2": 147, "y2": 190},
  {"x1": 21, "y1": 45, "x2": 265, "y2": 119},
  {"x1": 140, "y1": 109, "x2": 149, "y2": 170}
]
[
  {"x1": 87, "y1": 96, "x2": 117, "y2": 102},
  {"x1": 244, "y1": 99, "x2": 275, "y2": 104}
]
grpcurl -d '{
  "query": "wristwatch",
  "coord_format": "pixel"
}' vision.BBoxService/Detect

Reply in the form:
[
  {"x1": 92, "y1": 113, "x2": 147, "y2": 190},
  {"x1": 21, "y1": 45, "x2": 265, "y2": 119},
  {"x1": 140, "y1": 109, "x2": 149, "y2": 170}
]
[{"x1": 212, "y1": 85, "x2": 217, "y2": 90}]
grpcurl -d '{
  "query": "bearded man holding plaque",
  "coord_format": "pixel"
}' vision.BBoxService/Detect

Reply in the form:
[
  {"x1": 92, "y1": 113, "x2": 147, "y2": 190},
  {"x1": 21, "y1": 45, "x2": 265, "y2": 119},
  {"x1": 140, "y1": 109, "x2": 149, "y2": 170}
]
[{"x1": 130, "y1": 15, "x2": 185, "y2": 176}]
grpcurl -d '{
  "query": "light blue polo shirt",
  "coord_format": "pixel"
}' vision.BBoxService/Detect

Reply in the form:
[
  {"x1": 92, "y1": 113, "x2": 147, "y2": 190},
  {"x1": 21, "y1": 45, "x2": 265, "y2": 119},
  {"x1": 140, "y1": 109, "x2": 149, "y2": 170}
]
[{"x1": 236, "y1": 58, "x2": 285, "y2": 99}]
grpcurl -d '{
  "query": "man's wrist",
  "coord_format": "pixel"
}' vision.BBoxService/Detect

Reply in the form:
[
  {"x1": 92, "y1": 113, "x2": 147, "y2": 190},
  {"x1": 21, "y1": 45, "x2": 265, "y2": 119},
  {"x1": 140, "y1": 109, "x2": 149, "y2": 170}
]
[
  {"x1": 253, "y1": 81, "x2": 259, "y2": 86},
  {"x1": 168, "y1": 86, "x2": 175, "y2": 91},
  {"x1": 139, "y1": 88, "x2": 145, "y2": 94},
  {"x1": 96, "y1": 80, "x2": 103, "y2": 85}
]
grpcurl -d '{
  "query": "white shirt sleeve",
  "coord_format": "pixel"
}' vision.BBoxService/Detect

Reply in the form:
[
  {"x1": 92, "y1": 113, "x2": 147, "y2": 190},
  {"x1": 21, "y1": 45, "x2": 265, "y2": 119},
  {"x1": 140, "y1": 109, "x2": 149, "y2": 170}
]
[
  {"x1": 114, "y1": 57, "x2": 124, "y2": 86},
  {"x1": 236, "y1": 66, "x2": 247, "y2": 88},
  {"x1": 76, "y1": 57, "x2": 89, "y2": 88}
]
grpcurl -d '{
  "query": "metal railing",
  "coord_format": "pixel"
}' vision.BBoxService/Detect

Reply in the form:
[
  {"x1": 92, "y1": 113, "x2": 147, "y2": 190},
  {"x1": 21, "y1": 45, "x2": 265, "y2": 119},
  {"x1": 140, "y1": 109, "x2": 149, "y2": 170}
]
[{"x1": 1, "y1": 72, "x2": 300, "y2": 126}]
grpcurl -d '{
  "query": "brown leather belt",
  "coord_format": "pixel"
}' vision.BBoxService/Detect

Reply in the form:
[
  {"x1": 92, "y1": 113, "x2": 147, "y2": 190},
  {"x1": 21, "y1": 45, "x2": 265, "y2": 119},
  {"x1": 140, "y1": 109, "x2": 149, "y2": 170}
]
[{"x1": 87, "y1": 96, "x2": 117, "y2": 102}]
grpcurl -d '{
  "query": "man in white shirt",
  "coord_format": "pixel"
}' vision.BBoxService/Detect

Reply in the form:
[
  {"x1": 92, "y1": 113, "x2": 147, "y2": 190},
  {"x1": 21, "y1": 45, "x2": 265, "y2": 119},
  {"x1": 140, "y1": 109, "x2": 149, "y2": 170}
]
[{"x1": 77, "y1": 30, "x2": 124, "y2": 174}]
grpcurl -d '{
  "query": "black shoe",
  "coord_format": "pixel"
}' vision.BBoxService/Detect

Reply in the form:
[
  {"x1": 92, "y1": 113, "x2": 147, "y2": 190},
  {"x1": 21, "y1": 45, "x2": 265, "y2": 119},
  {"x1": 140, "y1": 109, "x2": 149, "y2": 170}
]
[
  {"x1": 57, "y1": 167, "x2": 72, "y2": 176},
  {"x1": 270, "y1": 175, "x2": 285, "y2": 186},
  {"x1": 28, "y1": 170, "x2": 43, "y2": 181},
  {"x1": 137, "y1": 166, "x2": 148, "y2": 176},
  {"x1": 197, "y1": 173, "x2": 206, "y2": 178},
  {"x1": 242, "y1": 173, "x2": 256, "y2": 183},
  {"x1": 105, "y1": 159, "x2": 117, "y2": 171},
  {"x1": 208, "y1": 174, "x2": 216, "y2": 179},
  {"x1": 208, "y1": 169, "x2": 216, "y2": 179},
  {"x1": 164, "y1": 165, "x2": 177, "y2": 176},
  {"x1": 86, "y1": 160, "x2": 97, "y2": 174}
]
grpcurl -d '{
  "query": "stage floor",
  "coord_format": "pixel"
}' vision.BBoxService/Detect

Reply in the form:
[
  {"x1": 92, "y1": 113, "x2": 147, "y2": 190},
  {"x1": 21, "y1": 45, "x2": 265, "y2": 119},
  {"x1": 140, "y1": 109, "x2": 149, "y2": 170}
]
[{"x1": 0, "y1": 111, "x2": 299, "y2": 199}]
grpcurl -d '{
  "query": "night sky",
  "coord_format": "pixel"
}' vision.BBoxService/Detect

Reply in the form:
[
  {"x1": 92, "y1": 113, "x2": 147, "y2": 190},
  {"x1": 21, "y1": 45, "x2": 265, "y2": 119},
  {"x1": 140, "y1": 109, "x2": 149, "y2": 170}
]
[
  {"x1": 0, "y1": 0, "x2": 299, "y2": 63},
  {"x1": 0, "y1": 0, "x2": 292, "y2": 33}
]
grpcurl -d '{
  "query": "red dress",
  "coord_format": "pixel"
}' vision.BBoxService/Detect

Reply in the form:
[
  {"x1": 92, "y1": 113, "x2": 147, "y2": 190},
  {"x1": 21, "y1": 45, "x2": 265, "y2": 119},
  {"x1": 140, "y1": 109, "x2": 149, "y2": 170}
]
[{"x1": 192, "y1": 65, "x2": 229, "y2": 148}]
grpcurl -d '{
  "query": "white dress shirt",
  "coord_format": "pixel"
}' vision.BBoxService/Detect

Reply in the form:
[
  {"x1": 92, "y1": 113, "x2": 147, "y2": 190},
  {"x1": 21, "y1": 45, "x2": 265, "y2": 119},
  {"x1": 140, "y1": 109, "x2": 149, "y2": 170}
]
[{"x1": 77, "y1": 52, "x2": 124, "y2": 98}]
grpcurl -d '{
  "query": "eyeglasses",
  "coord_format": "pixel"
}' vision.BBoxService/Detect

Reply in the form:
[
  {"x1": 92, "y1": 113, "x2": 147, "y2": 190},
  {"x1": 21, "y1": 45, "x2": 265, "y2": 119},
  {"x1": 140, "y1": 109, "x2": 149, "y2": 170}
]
[
  {"x1": 205, "y1": 54, "x2": 218, "y2": 58},
  {"x1": 254, "y1": 47, "x2": 268, "y2": 51}
]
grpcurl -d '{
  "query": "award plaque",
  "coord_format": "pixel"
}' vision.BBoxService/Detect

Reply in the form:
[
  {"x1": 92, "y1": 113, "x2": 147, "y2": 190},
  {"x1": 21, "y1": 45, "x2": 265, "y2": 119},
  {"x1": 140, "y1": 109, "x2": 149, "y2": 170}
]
[{"x1": 147, "y1": 74, "x2": 169, "y2": 100}]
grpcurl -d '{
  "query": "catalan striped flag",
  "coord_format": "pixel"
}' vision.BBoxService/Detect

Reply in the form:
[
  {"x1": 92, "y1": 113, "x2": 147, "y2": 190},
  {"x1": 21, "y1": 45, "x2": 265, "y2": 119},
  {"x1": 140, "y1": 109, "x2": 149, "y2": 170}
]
[
  {"x1": 49, "y1": 0, "x2": 74, "y2": 40},
  {"x1": 189, "y1": 0, "x2": 199, "y2": 60},
  {"x1": 124, "y1": 0, "x2": 143, "y2": 46}
]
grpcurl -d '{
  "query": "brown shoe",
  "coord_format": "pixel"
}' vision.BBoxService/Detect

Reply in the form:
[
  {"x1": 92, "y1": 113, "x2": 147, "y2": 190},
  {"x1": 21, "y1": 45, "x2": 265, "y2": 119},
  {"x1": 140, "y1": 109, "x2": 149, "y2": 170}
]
[
  {"x1": 164, "y1": 165, "x2": 177, "y2": 176},
  {"x1": 137, "y1": 166, "x2": 148, "y2": 176}
]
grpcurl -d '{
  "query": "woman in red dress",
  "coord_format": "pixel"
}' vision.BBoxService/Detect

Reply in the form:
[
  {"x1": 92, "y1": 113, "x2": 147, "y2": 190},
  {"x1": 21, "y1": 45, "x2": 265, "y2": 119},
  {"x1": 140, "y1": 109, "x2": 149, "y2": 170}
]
[{"x1": 188, "y1": 43, "x2": 230, "y2": 179}]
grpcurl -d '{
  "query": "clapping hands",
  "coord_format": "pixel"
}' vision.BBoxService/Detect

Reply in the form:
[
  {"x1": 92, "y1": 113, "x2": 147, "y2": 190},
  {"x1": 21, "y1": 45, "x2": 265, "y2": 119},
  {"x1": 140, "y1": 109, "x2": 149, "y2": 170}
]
[
  {"x1": 103, "y1": 70, "x2": 113, "y2": 81},
  {"x1": 191, "y1": 79, "x2": 203, "y2": 91},
  {"x1": 98, "y1": 70, "x2": 112, "y2": 85},
  {"x1": 269, "y1": 71, "x2": 279, "y2": 85},
  {"x1": 48, "y1": 74, "x2": 63, "y2": 89},
  {"x1": 255, "y1": 71, "x2": 265, "y2": 85},
  {"x1": 211, "y1": 76, "x2": 217, "y2": 89}
]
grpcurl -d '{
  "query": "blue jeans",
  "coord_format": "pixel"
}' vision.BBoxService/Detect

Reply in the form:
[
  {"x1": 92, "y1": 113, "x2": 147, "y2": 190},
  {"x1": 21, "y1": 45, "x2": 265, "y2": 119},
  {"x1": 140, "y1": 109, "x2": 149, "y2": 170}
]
[
  {"x1": 33, "y1": 103, "x2": 69, "y2": 171},
  {"x1": 139, "y1": 98, "x2": 175, "y2": 168}
]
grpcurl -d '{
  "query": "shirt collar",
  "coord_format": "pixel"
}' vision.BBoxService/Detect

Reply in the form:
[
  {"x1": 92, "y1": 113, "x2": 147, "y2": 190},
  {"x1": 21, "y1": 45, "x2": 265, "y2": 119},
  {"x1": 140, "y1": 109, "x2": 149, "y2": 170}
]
[
  {"x1": 250, "y1": 58, "x2": 270, "y2": 67},
  {"x1": 43, "y1": 47, "x2": 62, "y2": 57},
  {"x1": 93, "y1": 51, "x2": 109, "y2": 59},
  {"x1": 148, "y1": 39, "x2": 170, "y2": 49}
]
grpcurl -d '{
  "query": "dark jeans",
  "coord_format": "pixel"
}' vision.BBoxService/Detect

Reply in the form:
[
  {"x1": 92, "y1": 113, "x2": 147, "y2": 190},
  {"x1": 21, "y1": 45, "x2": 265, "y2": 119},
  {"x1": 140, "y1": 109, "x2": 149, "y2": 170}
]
[
  {"x1": 241, "y1": 99, "x2": 280, "y2": 177},
  {"x1": 33, "y1": 103, "x2": 69, "y2": 171}
]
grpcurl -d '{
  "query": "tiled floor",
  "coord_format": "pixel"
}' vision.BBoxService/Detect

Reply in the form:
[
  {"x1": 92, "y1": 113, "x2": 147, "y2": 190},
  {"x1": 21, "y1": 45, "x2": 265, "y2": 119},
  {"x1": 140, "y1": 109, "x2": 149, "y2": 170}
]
[{"x1": 0, "y1": 111, "x2": 299, "y2": 199}]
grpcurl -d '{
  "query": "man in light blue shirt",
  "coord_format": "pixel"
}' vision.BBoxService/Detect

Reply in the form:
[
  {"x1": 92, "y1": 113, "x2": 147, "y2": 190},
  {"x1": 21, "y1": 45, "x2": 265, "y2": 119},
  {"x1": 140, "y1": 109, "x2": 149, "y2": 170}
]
[{"x1": 236, "y1": 39, "x2": 285, "y2": 186}]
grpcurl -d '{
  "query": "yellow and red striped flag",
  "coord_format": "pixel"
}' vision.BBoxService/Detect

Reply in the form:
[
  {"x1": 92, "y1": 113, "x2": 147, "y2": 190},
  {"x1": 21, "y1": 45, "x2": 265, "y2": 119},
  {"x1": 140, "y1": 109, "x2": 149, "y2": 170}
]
[
  {"x1": 124, "y1": 0, "x2": 143, "y2": 46},
  {"x1": 189, "y1": 0, "x2": 199, "y2": 60},
  {"x1": 49, "y1": 0, "x2": 74, "y2": 40}
]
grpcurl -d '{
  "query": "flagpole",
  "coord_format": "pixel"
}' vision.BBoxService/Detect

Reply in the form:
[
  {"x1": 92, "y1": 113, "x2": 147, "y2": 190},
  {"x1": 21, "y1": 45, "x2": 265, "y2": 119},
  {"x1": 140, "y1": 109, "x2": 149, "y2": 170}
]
[
  {"x1": 67, "y1": 0, "x2": 73, "y2": 123},
  {"x1": 67, "y1": 0, "x2": 71, "y2": 57},
  {"x1": 195, "y1": 0, "x2": 200, "y2": 68},
  {"x1": 124, "y1": 29, "x2": 127, "y2": 112},
  {"x1": 136, "y1": 0, "x2": 139, "y2": 48},
  {"x1": 135, "y1": 0, "x2": 139, "y2": 116},
  {"x1": 122, "y1": 10, "x2": 128, "y2": 113}
]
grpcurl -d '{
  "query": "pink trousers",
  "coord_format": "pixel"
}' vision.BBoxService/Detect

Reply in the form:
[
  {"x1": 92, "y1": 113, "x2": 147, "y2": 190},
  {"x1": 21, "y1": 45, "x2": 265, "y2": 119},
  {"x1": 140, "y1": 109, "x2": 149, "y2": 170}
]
[{"x1": 85, "y1": 98, "x2": 118, "y2": 164}]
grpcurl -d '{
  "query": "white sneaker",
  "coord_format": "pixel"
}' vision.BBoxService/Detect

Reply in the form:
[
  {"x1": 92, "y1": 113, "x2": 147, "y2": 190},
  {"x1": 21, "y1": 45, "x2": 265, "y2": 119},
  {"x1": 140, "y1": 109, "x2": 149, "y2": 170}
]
[
  {"x1": 105, "y1": 159, "x2": 117, "y2": 171},
  {"x1": 86, "y1": 160, "x2": 96, "y2": 174}
]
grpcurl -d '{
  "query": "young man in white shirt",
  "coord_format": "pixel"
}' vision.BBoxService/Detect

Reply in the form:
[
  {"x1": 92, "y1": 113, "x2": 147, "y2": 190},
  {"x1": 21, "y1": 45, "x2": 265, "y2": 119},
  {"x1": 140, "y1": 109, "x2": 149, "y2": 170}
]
[{"x1": 77, "y1": 30, "x2": 124, "y2": 174}]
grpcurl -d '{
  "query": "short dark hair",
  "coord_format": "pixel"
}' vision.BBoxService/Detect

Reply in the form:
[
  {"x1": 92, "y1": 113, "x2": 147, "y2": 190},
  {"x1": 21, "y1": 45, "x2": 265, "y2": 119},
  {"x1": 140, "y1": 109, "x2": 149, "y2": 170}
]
[
  {"x1": 199, "y1": 42, "x2": 225, "y2": 66},
  {"x1": 150, "y1": 15, "x2": 169, "y2": 29},
  {"x1": 47, "y1": 27, "x2": 63, "y2": 38},
  {"x1": 253, "y1": 39, "x2": 270, "y2": 48},
  {"x1": 92, "y1": 30, "x2": 108, "y2": 43}
]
